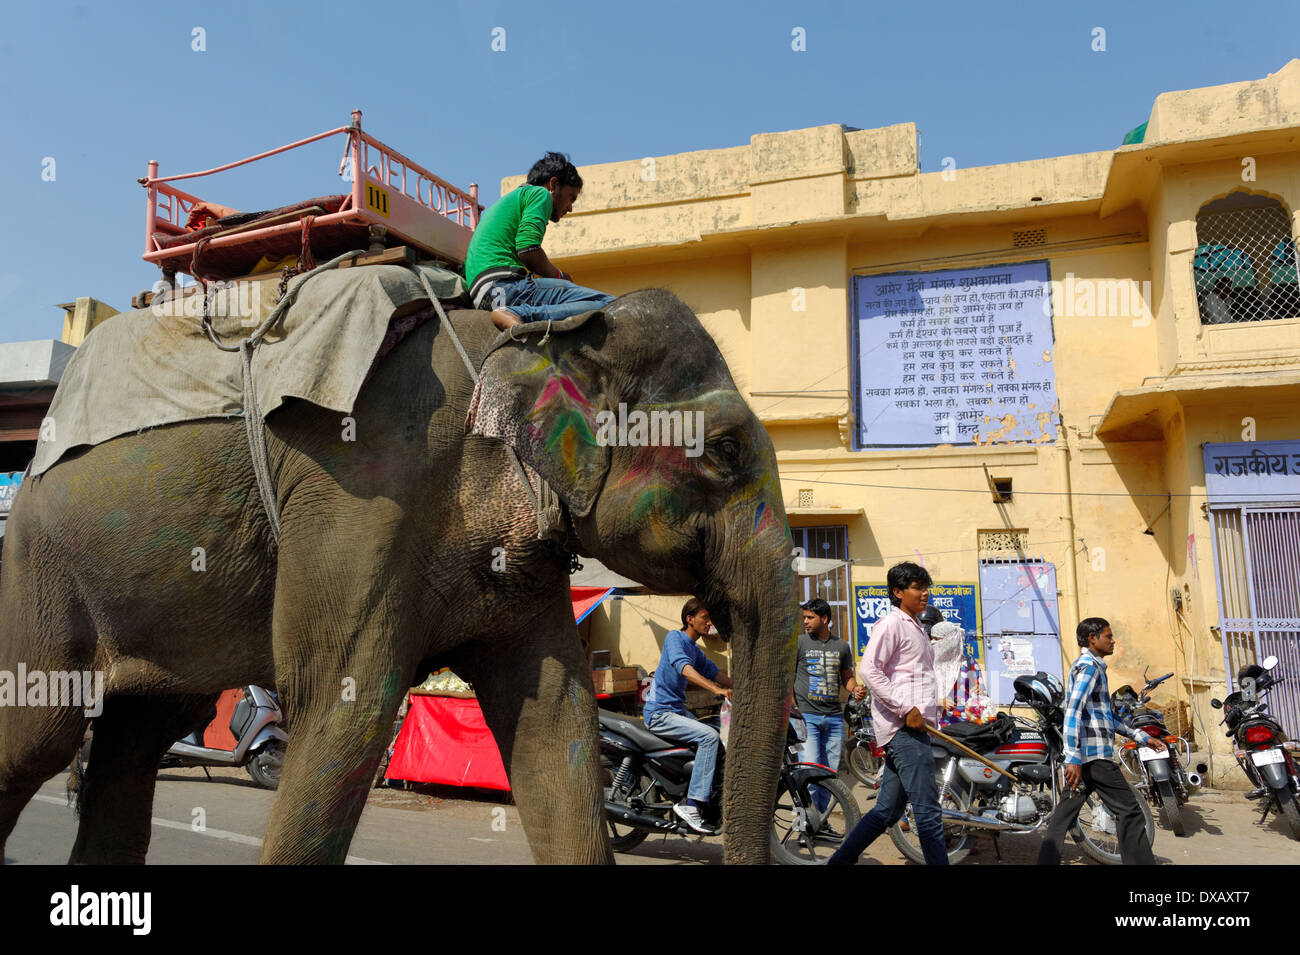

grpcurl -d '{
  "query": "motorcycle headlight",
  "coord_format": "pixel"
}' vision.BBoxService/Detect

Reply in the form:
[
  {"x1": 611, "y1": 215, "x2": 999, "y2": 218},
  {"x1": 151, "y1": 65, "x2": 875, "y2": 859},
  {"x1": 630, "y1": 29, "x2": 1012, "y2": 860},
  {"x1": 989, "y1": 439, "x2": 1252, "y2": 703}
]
[{"x1": 790, "y1": 716, "x2": 807, "y2": 743}]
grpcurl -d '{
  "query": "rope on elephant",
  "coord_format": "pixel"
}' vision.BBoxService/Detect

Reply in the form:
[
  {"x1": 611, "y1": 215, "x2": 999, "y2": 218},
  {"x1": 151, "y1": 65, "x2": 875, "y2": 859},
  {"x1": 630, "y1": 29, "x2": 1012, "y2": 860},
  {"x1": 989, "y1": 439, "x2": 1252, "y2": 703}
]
[
  {"x1": 405, "y1": 266, "x2": 553, "y2": 539},
  {"x1": 200, "y1": 248, "x2": 371, "y2": 544},
  {"x1": 197, "y1": 250, "x2": 560, "y2": 550}
]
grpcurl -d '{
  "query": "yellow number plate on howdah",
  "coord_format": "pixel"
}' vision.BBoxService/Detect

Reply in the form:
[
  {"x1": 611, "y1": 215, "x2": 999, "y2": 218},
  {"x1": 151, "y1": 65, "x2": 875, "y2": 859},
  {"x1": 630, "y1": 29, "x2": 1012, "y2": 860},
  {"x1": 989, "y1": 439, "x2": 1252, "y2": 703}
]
[{"x1": 365, "y1": 183, "x2": 391, "y2": 218}]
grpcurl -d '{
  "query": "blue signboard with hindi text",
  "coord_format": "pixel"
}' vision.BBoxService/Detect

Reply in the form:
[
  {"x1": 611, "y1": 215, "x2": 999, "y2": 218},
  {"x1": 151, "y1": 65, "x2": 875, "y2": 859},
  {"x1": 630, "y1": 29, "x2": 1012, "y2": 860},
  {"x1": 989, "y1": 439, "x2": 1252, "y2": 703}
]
[{"x1": 853, "y1": 582, "x2": 981, "y2": 665}]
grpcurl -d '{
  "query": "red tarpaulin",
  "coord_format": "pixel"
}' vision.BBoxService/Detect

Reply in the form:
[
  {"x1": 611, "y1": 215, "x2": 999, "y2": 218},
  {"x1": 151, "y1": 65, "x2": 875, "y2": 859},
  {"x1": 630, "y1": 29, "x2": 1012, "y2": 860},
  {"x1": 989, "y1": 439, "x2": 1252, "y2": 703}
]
[
  {"x1": 384, "y1": 695, "x2": 510, "y2": 790},
  {"x1": 384, "y1": 586, "x2": 617, "y2": 789}
]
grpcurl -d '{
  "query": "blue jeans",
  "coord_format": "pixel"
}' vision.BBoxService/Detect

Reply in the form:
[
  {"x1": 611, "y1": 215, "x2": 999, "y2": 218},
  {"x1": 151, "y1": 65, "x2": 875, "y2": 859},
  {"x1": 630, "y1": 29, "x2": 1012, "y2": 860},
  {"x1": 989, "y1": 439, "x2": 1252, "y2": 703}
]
[
  {"x1": 644, "y1": 709, "x2": 721, "y2": 804},
  {"x1": 827, "y1": 726, "x2": 949, "y2": 865},
  {"x1": 799, "y1": 712, "x2": 845, "y2": 812},
  {"x1": 489, "y1": 276, "x2": 615, "y2": 324}
]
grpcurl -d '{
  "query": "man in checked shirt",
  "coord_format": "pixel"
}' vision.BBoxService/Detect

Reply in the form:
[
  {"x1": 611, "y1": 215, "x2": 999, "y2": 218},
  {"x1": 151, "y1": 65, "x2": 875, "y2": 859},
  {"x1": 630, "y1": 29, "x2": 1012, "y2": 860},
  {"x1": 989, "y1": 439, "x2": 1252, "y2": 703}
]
[{"x1": 1037, "y1": 617, "x2": 1164, "y2": 865}]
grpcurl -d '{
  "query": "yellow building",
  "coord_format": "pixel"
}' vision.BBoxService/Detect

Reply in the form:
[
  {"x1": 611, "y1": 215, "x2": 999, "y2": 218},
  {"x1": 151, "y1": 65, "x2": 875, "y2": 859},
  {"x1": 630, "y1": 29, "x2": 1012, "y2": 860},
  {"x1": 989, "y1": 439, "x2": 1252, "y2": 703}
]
[{"x1": 529, "y1": 60, "x2": 1300, "y2": 785}]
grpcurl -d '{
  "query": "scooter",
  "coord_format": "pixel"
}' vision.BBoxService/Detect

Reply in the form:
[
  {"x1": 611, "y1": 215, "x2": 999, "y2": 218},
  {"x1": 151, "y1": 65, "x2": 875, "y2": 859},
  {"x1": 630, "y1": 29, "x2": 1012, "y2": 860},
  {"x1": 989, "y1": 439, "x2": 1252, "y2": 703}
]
[
  {"x1": 160, "y1": 685, "x2": 287, "y2": 790},
  {"x1": 1212, "y1": 656, "x2": 1300, "y2": 840},
  {"x1": 1112, "y1": 668, "x2": 1204, "y2": 837}
]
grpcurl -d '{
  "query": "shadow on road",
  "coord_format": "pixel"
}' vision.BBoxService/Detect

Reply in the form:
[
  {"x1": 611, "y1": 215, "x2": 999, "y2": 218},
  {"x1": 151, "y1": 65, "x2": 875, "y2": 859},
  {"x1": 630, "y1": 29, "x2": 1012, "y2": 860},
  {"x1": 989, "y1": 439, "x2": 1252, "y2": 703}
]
[{"x1": 613, "y1": 835, "x2": 724, "y2": 864}]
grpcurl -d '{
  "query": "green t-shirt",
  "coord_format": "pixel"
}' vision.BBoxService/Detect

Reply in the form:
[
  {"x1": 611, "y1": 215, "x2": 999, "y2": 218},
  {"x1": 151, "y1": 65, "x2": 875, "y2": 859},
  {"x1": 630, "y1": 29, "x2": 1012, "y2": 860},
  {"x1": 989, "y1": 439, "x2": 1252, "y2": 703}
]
[{"x1": 464, "y1": 184, "x2": 553, "y2": 287}]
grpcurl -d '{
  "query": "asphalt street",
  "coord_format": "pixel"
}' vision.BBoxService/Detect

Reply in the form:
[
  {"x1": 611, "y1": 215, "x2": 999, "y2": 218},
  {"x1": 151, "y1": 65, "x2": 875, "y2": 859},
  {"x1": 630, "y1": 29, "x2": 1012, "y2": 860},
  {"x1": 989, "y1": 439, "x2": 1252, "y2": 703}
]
[{"x1": 4, "y1": 767, "x2": 1296, "y2": 865}]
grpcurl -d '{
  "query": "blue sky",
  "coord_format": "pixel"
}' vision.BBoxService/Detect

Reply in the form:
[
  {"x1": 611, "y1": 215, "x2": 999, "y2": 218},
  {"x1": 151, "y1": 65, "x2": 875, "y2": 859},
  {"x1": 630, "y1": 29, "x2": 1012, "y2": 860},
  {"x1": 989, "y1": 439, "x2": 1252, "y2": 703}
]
[{"x1": 1, "y1": 0, "x2": 1295, "y2": 341}]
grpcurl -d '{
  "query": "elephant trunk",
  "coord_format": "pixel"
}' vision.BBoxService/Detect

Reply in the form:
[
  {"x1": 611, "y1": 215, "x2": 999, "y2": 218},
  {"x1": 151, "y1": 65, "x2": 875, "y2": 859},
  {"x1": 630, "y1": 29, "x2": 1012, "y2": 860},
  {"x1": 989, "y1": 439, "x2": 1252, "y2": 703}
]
[{"x1": 716, "y1": 555, "x2": 799, "y2": 865}]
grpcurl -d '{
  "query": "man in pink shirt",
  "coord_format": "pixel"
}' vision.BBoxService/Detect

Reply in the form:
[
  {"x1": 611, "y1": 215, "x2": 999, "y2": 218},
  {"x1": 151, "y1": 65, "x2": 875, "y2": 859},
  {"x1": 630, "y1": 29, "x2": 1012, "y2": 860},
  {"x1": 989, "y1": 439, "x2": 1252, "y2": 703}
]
[{"x1": 829, "y1": 562, "x2": 949, "y2": 865}]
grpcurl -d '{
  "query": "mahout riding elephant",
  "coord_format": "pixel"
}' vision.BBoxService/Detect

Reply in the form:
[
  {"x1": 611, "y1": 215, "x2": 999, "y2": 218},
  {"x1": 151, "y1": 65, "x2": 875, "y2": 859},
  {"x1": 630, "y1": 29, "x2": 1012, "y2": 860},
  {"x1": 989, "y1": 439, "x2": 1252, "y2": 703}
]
[{"x1": 0, "y1": 289, "x2": 799, "y2": 864}]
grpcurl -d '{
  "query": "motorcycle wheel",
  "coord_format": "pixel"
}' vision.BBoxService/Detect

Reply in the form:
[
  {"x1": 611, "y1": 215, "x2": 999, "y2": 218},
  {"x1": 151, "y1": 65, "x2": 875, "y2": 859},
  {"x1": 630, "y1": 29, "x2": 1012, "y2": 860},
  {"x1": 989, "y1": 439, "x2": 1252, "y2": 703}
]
[
  {"x1": 770, "y1": 774, "x2": 862, "y2": 865},
  {"x1": 888, "y1": 783, "x2": 972, "y2": 866},
  {"x1": 604, "y1": 769, "x2": 653, "y2": 853},
  {"x1": 1278, "y1": 792, "x2": 1300, "y2": 841},
  {"x1": 845, "y1": 739, "x2": 883, "y2": 792},
  {"x1": 1157, "y1": 780, "x2": 1186, "y2": 837},
  {"x1": 246, "y1": 739, "x2": 285, "y2": 790},
  {"x1": 1074, "y1": 783, "x2": 1155, "y2": 865}
]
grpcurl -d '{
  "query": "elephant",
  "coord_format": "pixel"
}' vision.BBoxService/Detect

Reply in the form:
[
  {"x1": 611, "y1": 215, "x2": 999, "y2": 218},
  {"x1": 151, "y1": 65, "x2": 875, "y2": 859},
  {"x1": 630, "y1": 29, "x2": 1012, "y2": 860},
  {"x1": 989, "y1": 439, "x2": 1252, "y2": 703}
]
[{"x1": 0, "y1": 288, "x2": 800, "y2": 864}]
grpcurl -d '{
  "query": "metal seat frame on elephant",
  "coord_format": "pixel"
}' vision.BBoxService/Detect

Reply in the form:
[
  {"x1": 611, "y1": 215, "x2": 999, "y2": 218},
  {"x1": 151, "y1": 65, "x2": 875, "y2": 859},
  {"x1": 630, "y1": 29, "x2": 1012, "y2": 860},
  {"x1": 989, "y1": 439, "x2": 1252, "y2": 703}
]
[{"x1": 140, "y1": 109, "x2": 482, "y2": 285}]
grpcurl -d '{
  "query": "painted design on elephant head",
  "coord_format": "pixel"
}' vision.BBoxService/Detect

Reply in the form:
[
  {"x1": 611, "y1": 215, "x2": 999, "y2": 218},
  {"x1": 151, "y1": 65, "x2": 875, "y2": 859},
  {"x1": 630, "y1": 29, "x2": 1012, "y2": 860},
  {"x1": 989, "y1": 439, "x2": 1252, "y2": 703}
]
[
  {"x1": 516, "y1": 356, "x2": 599, "y2": 477},
  {"x1": 616, "y1": 443, "x2": 692, "y2": 526},
  {"x1": 727, "y1": 469, "x2": 785, "y2": 551}
]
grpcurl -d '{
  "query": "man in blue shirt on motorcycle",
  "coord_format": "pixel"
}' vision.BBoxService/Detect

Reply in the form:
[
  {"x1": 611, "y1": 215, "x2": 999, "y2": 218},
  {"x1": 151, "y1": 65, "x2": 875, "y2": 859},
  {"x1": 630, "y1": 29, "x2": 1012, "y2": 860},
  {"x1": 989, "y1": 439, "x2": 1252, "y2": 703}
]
[{"x1": 642, "y1": 598, "x2": 733, "y2": 835}]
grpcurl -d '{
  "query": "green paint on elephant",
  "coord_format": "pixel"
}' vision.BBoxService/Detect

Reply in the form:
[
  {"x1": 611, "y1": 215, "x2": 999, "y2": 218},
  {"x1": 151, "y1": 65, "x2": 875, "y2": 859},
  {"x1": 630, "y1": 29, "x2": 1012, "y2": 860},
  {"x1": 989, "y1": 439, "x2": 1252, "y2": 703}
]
[
  {"x1": 223, "y1": 487, "x2": 248, "y2": 506},
  {"x1": 98, "y1": 510, "x2": 130, "y2": 531},
  {"x1": 124, "y1": 446, "x2": 150, "y2": 466},
  {"x1": 138, "y1": 527, "x2": 198, "y2": 554},
  {"x1": 567, "y1": 737, "x2": 591, "y2": 776},
  {"x1": 627, "y1": 485, "x2": 683, "y2": 524}
]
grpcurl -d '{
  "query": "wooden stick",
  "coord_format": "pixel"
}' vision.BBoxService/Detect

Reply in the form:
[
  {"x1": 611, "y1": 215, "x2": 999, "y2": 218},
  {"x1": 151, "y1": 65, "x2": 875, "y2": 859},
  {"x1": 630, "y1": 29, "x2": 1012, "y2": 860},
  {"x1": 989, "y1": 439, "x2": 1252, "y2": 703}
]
[{"x1": 924, "y1": 722, "x2": 1018, "y2": 783}]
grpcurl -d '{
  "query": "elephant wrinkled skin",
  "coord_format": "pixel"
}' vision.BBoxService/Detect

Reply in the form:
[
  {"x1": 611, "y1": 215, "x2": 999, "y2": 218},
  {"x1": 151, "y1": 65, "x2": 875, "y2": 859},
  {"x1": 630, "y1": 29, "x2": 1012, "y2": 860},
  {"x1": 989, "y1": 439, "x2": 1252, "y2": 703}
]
[{"x1": 0, "y1": 289, "x2": 799, "y2": 864}]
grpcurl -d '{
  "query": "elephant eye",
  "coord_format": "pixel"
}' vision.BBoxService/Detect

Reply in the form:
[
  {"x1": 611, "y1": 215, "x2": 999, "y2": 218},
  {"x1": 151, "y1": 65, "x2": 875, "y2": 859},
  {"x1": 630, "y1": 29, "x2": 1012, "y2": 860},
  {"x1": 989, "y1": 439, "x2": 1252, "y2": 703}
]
[{"x1": 716, "y1": 435, "x2": 742, "y2": 465}]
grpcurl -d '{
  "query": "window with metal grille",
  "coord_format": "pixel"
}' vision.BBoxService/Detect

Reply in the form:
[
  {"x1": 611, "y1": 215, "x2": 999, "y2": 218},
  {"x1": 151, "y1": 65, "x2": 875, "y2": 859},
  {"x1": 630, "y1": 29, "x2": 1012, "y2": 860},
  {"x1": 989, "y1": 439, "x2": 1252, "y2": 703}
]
[
  {"x1": 791, "y1": 525, "x2": 851, "y2": 640},
  {"x1": 1207, "y1": 506, "x2": 1300, "y2": 735},
  {"x1": 1012, "y1": 228, "x2": 1046, "y2": 248},
  {"x1": 1194, "y1": 192, "x2": 1300, "y2": 325}
]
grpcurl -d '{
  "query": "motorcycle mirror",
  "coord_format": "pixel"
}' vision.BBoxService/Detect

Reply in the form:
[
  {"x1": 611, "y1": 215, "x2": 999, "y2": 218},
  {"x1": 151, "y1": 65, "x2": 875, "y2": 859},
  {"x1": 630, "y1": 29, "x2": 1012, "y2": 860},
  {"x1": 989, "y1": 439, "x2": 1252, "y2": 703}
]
[
  {"x1": 1263, "y1": 655, "x2": 1279, "y2": 671},
  {"x1": 1210, "y1": 698, "x2": 1222, "y2": 709}
]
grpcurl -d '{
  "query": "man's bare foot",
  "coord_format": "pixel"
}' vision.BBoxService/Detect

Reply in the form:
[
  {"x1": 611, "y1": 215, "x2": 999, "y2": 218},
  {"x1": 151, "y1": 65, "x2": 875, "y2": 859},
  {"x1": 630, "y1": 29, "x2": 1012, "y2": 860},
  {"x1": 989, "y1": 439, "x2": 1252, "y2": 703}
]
[{"x1": 490, "y1": 309, "x2": 523, "y2": 330}]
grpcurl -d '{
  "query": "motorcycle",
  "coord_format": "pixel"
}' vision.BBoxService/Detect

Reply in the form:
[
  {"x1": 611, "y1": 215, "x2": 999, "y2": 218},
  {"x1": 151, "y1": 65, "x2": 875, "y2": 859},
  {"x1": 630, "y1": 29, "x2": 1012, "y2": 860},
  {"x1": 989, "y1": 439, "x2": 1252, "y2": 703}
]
[
  {"x1": 1211, "y1": 655, "x2": 1300, "y2": 841},
  {"x1": 888, "y1": 671, "x2": 1154, "y2": 865},
  {"x1": 843, "y1": 695, "x2": 884, "y2": 791},
  {"x1": 599, "y1": 705, "x2": 862, "y2": 864},
  {"x1": 1112, "y1": 668, "x2": 1205, "y2": 837},
  {"x1": 160, "y1": 685, "x2": 287, "y2": 790}
]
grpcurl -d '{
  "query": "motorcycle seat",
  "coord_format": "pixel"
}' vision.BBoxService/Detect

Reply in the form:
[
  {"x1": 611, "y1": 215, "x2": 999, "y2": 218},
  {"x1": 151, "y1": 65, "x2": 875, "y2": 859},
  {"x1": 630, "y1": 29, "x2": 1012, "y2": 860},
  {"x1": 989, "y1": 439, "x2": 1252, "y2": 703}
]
[
  {"x1": 598, "y1": 710, "x2": 690, "y2": 753},
  {"x1": 933, "y1": 719, "x2": 1009, "y2": 755}
]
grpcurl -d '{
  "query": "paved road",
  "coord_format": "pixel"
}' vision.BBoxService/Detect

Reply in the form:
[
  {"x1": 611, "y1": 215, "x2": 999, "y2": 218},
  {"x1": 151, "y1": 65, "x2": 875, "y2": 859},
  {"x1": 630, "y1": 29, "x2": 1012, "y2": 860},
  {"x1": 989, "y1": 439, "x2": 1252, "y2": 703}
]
[{"x1": 5, "y1": 768, "x2": 1295, "y2": 865}]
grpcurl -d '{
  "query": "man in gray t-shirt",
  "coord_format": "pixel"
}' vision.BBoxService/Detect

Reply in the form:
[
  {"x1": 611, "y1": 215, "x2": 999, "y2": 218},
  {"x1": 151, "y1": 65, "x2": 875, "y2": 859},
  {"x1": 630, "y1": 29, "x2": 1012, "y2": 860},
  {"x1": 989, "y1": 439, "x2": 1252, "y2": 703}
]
[{"x1": 795, "y1": 599, "x2": 862, "y2": 783}]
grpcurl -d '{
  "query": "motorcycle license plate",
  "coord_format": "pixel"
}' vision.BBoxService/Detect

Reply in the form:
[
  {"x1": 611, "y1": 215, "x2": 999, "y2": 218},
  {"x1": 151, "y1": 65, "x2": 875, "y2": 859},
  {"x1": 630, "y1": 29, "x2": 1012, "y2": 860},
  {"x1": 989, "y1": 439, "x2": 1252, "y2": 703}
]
[
  {"x1": 1251, "y1": 748, "x2": 1285, "y2": 767},
  {"x1": 1138, "y1": 747, "x2": 1168, "y2": 762}
]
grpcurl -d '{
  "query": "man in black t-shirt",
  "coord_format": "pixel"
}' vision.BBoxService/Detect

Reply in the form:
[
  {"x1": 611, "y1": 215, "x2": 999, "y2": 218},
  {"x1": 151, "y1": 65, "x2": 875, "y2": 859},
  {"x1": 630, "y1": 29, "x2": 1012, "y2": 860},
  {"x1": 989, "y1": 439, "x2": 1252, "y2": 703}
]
[{"x1": 795, "y1": 599, "x2": 862, "y2": 797}]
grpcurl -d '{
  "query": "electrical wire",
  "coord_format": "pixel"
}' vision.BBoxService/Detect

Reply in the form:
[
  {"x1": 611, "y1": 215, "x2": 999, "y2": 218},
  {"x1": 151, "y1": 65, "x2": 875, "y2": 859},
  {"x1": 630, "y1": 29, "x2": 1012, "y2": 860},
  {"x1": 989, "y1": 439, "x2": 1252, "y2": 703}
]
[{"x1": 779, "y1": 474, "x2": 1276, "y2": 500}]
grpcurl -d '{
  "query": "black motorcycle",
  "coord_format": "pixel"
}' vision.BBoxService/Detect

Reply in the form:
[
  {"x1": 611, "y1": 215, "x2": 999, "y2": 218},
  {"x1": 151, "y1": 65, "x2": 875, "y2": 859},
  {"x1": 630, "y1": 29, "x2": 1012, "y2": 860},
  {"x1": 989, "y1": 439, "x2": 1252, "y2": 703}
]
[
  {"x1": 1212, "y1": 656, "x2": 1300, "y2": 841},
  {"x1": 599, "y1": 707, "x2": 862, "y2": 864},
  {"x1": 1112, "y1": 668, "x2": 1205, "y2": 837},
  {"x1": 843, "y1": 695, "x2": 883, "y2": 791}
]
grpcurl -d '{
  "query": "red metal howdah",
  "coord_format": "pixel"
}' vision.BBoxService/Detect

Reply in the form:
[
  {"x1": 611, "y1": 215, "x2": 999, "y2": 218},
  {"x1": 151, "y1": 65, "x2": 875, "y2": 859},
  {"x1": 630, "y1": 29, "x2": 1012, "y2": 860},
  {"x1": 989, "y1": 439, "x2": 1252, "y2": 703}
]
[{"x1": 139, "y1": 111, "x2": 482, "y2": 281}]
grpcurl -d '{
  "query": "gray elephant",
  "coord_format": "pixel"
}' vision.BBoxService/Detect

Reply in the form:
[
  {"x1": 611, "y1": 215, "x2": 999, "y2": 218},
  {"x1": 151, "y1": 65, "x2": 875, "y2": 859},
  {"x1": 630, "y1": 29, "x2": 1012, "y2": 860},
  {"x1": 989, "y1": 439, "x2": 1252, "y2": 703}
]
[{"x1": 0, "y1": 289, "x2": 799, "y2": 864}]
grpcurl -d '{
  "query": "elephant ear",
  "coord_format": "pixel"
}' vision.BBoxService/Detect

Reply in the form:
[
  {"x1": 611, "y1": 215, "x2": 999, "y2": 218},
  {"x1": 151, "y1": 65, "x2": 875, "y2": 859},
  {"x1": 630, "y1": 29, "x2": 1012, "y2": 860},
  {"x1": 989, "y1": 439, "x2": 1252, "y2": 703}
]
[{"x1": 467, "y1": 312, "x2": 611, "y2": 518}]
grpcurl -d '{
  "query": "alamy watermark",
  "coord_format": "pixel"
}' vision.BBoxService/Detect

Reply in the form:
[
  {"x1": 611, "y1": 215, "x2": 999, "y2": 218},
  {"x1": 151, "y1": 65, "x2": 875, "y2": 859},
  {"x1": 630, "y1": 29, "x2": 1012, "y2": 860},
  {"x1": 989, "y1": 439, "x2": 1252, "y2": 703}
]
[
  {"x1": 0, "y1": 665, "x2": 104, "y2": 716},
  {"x1": 593, "y1": 404, "x2": 705, "y2": 457},
  {"x1": 1045, "y1": 272, "x2": 1153, "y2": 325},
  {"x1": 50, "y1": 885, "x2": 150, "y2": 935},
  {"x1": 150, "y1": 278, "x2": 263, "y2": 326}
]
